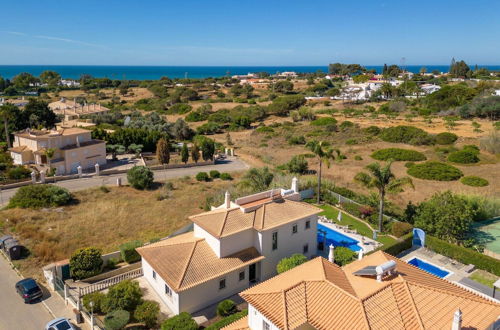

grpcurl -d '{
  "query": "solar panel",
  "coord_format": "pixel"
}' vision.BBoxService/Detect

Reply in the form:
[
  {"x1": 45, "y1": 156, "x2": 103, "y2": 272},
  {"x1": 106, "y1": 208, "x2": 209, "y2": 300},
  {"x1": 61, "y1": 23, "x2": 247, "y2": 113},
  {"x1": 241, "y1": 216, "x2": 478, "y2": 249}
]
[{"x1": 353, "y1": 266, "x2": 377, "y2": 276}]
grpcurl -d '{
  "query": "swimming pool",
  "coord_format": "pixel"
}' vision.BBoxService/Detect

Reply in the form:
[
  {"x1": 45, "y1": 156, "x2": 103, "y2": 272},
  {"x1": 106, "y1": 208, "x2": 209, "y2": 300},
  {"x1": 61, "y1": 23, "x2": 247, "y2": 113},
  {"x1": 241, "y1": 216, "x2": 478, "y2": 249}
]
[
  {"x1": 408, "y1": 257, "x2": 451, "y2": 278},
  {"x1": 317, "y1": 223, "x2": 361, "y2": 252}
]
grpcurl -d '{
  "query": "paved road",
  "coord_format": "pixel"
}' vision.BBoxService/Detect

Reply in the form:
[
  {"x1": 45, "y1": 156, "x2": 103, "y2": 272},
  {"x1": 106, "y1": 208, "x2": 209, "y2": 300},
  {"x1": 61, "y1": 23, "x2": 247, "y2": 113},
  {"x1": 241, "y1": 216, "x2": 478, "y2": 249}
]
[
  {"x1": 0, "y1": 255, "x2": 52, "y2": 330},
  {"x1": 0, "y1": 157, "x2": 248, "y2": 206}
]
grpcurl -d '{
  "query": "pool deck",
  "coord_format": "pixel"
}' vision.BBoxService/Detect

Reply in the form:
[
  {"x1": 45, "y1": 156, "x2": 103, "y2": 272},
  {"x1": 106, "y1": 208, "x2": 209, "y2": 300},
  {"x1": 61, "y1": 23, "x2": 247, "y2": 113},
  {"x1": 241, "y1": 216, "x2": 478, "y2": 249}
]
[{"x1": 318, "y1": 220, "x2": 381, "y2": 254}]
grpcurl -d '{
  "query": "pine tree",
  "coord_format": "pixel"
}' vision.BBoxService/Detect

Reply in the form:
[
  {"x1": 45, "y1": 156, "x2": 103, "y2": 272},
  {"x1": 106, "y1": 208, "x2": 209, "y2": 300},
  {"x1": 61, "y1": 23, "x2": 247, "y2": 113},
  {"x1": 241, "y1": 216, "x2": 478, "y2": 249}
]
[
  {"x1": 181, "y1": 143, "x2": 189, "y2": 164},
  {"x1": 156, "y1": 138, "x2": 170, "y2": 164},
  {"x1": 226, "y1": 132, "x2": 233, "y2": 146},
  {"x1": 191, "y1": 144, "x2": 200, "y2": 163},
  {"x1": 382, "y1": 63, "x2": 388, "y2": 75}
]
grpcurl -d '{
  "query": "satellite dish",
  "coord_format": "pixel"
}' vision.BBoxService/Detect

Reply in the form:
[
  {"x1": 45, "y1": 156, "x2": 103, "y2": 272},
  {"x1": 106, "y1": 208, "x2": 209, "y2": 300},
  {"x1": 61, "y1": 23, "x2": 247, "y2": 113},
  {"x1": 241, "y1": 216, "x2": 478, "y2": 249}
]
[{"x1": 124, "y1": 116, "x2": 131, "y2": 126}]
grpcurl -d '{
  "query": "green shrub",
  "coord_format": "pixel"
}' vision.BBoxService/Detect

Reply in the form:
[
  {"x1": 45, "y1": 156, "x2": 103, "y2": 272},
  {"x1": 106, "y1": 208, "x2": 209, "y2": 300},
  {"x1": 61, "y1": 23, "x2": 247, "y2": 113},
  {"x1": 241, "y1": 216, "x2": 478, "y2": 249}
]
[
  {"x1": 287, "y1": 135, "x2": 306, "y2": 145},
  {"x1": 407, "y1": 161, "x2": 463, "y2": 181},
  {"x1": 426, "y1": 236, "x2": 500, "y2": 276},
  {"x1": 127, "y1": 166, "x2": 154, "y2": 190},
  {"x1": 185, "y1": 110, "x2": 209, "y2": 122},
  {"x1": 364, "y1": 126, "x2": 381, "y2": 135},
  {"x1": 104, "y1": 310, "x2": 130, "y2": 330},
  {"x1": 334, "y1": 247, "x2": 356, "y2": 266},
  {"x1": 460, "y1": 176, "x2": 489, "y2": 187},
  {"x1": 70, "y1": 247, "x2": 103, "y2": 280},
  {"x1": 277, "y1": 254, "x2": 308, "y2": 273},
  {"x1": 447, "y1": 150, "x2": 479, "y2": 164},
  {"x1": 310, "y1": 117, "x2": 337, "y2": 126},
  {"x1": 463, "y1": 144, "x2": 480, "y2": 154},
  {"x1": 380, "y1": 125, "x2": 434, "y2": 145},
  {"x1": 255, "y1": 126, "x2": 274, "y2": 133},
  {"x1": 6, "y1": 166, "x2": 31, "y2": 180},
  {"x1": 216, "y1": 299, "x2": 237, "y2": 317},
  {"x1": 345, "y1": 139, "x2": 358, "y2": 145},
  {"x1": 285, "y1": 155, "x2": 308, "y2": 174},
  {"x1": 196, "y1": 172, "x2": 210, "y2": 182},
  {"x1": 168, "y1": 103, "x2": 192, "y2": 114},
  {"x1": 339, "y1": 121, "x2": 355, "y2": 131},
  {"x1": 134, "y1": 300, "x2": 160, "y2": 329},
  {"x1": 435, "y1": 132, "x2": 458, "y2": 145},
  {"x1": 161, "y1": 312, "x2": 198, "y2": 330},
  {"x1": 354, "y1": 155, "x2": 363, "y2": 161},
  {"x1": 405, "y1": 162, "x2": 415, "y2": 168},
  {"x1": 371, "y1": 148, "x2": 426, "y2": 161},
  {"x1": 8, "y1": 184, "x2": 72, "y2": 209},
  {"x1": 104, "y1": 280, "x2": 142, "y2": 312},
  {"x1": 220, "y1": 173, "x2": 233, "y2": 181},
  {"x1": 197, "y1": 122, "x2": 221, "y2": 135},
  {"x1": 119, "y1": 240, "x2": 142, "y2": 264},
  {"x1": 209, "y1": 170, "x2": 221, "y2": 179},
  {"x1": 391, "y1": 222, "x2": 413, "y2": 238},
  {"x1": 83, "y1": 292, "x2": 106, "y2": 314},
  {"x1": 205, "y1": 310, "x2": 248, "y2": 330}
]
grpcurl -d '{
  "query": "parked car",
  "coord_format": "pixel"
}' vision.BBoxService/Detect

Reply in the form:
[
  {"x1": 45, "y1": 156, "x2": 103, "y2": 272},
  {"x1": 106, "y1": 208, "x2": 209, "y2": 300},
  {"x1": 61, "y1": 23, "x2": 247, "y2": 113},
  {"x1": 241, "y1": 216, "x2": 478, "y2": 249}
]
[
  {"x1": 15, "y1": 278, "x2": 42, "y2": 303},
  {"x1": 45, "y1": 317, "x2": 75, "y2": 330}
]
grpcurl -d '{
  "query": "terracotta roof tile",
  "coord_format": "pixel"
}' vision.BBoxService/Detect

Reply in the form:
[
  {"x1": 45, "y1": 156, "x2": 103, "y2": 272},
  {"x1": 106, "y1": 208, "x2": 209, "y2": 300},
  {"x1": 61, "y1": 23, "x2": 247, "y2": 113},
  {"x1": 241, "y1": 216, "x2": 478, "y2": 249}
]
[
  {"x1": 137, "y1": 232, "x2": 264, "y2": 292},
  {"x1": 238, "y1": 251, "x2": 500, "y2": 329},
  {"x1": 221, "y1": 316, "x2": 250, "y2": 330},
  {"x1": 190, "y1": 199, "x2": 321, "y2": 238}
]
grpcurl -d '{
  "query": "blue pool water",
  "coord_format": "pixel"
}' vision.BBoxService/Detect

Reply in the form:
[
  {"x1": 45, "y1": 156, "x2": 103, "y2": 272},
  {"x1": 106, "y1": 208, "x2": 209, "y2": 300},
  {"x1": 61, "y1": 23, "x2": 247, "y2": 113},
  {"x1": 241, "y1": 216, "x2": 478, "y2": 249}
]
[
  {"x1": 317, "y1": 223, "x2": 361, "y2": 252},
  {"x1": 408, "y1": 258, "x2": 450, "y2": 278}
]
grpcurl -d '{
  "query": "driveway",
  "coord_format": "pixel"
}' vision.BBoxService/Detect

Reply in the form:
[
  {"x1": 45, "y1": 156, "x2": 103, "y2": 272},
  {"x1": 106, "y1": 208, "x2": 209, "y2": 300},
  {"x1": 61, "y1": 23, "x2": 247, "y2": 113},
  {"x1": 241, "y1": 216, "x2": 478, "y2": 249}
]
[
  {"x1": 0, "y1": 157, "x2": 249, "y2": 206},
  {"x1": 0, "y1": 255, "x2": 53, "y2": 330}
]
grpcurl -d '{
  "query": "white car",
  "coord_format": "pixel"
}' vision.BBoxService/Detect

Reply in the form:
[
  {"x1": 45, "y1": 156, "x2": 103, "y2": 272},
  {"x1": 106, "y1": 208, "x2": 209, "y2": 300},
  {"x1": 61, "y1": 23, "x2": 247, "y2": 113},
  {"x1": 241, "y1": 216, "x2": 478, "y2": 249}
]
[{"x1": 45, "y1": 318, "x2": 75, "y2": 330}]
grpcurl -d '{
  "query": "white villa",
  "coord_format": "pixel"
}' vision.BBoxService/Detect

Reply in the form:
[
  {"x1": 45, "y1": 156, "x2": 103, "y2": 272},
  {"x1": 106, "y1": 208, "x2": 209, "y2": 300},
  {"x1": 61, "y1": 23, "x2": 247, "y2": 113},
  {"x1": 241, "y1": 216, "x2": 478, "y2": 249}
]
[
  {"x1": 224, "y1": 251, "x2": 500, "y2": 330},
  {"x1": 137, "y1": 178, "x2": 322, "y2": 315}
]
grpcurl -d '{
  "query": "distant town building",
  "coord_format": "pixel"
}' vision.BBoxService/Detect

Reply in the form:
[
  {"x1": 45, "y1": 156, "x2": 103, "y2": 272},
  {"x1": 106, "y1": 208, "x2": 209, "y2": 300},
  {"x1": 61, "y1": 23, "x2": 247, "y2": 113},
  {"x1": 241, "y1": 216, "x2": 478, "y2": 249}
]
[
  {"x1": 48, "y1": 98, "x2": 110, "y2": 121},
  {"x1": 0, "y1": 97, "x2": 29, "y2": 108},
  {"x1": 420, "y1": 83, "x2": 441, "y2": 95},
  {"x1": 277, "y1": 71, "x2": 298, "y2": 78},
  {"x1": 137, "y1": 178, "x2": 321, "y2": 315},
  {"x1": 9, "y1": 128, "x2": 106, "y2": 175},
  {"x1": 59, "y1": 79, "x2": 81, "y2": 88},
  {"x1": 232, "y1": 73, "x2": 258, "y2": 80}
]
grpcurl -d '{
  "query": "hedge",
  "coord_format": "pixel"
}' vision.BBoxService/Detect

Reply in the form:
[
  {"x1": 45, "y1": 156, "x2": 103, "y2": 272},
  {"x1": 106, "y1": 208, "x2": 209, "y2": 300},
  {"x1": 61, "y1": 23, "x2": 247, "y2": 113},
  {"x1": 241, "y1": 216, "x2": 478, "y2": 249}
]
[
  {"x1": 119, "y1": 240, "x2": 142, "y2": 264},
  {"x1": 392, "y1": 222, "x2": 413, "y2": 238},
  {"x1": 369, "y1": 232, "x2": 413, "y2": 256},
  {"x1": 8, "y1": 184, "x2": 73, "y2": 209},
  {"x1": 435, "y1": 132, "x2": 458, "y2": 145},
  {"x1": 447, "y1": 150, "x2": 480, "y2": 164},
  {"x1": 460, "y1": 176, "x2": 489, "y2": 187},
  {"x1": 216, "y1": 299, "x2": 236, "y2": 317},
  {"x1": 196, "y1": 172, "x2": 210, "y2": 181},
  {"x1": 426, "y1": 236, "x2": 500, "y2": 276},
  {"x1": 205, "y1": 310, "x2": 248, "y2": 330},
  {"x1": 371, "y1": 148, "x2": 426, "y2": 161},
  {"x1": 407, "y1": 161, "x2": 463, "y2": 181},
  {"x1": 104, "y1": 310, "x2": 130, "y2": 330}
]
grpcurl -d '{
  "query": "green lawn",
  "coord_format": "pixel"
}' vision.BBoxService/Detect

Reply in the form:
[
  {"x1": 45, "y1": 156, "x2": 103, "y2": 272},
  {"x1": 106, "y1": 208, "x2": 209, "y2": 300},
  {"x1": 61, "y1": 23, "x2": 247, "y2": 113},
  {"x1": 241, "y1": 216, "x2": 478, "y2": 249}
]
[
  {"x1": 469, "y1": 271, "x2": 497, "y2": 288},
  {"x1": 318, "y1": 204, "x2": 397, "y2": 246}
]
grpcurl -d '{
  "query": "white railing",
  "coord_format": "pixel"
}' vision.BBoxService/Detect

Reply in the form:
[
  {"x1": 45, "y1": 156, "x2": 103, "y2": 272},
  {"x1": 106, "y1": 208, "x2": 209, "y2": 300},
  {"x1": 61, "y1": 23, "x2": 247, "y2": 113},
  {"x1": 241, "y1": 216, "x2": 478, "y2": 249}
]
[{"x1": 80, "y1": 268, "x2": 143, "y2": 296}]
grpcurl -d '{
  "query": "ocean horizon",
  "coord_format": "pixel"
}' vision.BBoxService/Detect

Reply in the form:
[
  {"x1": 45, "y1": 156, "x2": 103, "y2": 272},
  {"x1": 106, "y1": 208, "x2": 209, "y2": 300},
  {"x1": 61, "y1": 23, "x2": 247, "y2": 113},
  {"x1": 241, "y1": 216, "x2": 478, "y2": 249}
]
[{"x1": 1, "y1": 65, "x2": 499, "y2": 81}]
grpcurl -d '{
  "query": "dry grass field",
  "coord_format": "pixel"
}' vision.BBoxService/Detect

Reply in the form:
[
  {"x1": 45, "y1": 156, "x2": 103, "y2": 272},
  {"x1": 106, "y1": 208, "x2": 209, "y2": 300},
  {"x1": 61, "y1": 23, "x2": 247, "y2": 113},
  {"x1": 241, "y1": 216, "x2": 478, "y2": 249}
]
[{"x1": 0, "y1": 177, "x2": 237, "y2": 279}]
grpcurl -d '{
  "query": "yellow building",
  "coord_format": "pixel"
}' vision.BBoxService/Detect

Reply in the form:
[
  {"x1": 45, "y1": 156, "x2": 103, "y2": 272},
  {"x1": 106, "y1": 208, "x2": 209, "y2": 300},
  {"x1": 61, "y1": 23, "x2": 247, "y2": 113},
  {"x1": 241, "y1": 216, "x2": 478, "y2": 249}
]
[{"x1": 9, "y1": 128, "x2": 106, "y2": 175}]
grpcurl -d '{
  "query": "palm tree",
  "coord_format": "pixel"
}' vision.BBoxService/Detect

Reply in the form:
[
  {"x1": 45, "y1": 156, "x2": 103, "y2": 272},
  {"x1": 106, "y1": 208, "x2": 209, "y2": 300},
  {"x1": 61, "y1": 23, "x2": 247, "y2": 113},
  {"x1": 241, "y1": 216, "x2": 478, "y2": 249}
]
[
  {"x1": 306, "y1": 140, "x2": 340, "y2": 204},
  {"x1": 354, "y1": 161, "x2": 413, "y2": 232},
  {"x1": 0, "y1": 104, "x2": 17, "y2": 148}
]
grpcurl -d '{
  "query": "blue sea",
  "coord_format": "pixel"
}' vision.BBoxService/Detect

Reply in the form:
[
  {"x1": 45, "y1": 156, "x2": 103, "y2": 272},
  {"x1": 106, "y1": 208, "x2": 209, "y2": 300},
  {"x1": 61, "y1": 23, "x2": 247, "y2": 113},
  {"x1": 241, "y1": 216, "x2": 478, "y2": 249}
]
[{"x1": 0, "y1": 65, "x2": 499, "y2": 80}]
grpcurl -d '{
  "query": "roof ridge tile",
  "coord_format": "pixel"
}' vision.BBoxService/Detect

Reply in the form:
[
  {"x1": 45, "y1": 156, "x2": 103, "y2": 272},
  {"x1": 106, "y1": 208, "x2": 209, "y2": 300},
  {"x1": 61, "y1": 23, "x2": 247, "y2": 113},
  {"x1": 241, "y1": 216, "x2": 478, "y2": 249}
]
[{"x1": 177, "y1": 240, "x2": 199, "y2": 289}]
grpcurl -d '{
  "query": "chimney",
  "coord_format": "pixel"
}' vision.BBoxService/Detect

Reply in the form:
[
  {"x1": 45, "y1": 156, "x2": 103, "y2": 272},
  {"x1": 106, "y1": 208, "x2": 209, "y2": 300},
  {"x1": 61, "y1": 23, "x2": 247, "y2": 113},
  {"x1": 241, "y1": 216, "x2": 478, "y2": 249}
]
[
  {"x1": 358, "y1": 249, "x2": 364, "y2": 260},
  {"x1": 451, "y1": 309, "x2": 462, "y2": 330},
  {"x1": 224, "y1": 191, "x2": 231, "y2": 209},
  {"x1": 328, "y1": 244, "x2": 335, "y2": 263},
  {"x1": 291, "y1": 177, "x2": 298, "y2": 193}
]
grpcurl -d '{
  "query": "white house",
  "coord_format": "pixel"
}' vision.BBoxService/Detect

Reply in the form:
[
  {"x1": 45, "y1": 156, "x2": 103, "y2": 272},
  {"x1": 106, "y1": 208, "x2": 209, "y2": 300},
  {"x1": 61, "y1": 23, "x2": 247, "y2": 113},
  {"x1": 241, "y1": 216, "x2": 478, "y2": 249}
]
[
  {"x1": 420, "y1": 83, "x2": 441, "y2": 95},
  {"x1": 224, "y1": 251, "x2": 500, "y2": 330},
  {"x1": 137, "y1": 178, "x2": 321, "y2": 315},
  {"x1": 494, "y1": 89, "x2": 500, "y2": 96}
]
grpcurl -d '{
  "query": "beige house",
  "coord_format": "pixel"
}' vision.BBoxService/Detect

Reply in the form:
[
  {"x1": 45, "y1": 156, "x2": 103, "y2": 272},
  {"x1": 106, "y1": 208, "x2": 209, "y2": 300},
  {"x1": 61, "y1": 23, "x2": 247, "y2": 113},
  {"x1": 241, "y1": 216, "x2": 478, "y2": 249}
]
[
  {"x1": 49, "y1": 98, "x2": 109, "y2": 121},
  {"x1": 9, "y1": 128, "x2": 106, "y2": 175},
  {"x1": 137, "y1": 178, "x2": 322, "y2": 315},
  {"x1": 224, "y1": 251, "x2": 500, "y2": 330}
]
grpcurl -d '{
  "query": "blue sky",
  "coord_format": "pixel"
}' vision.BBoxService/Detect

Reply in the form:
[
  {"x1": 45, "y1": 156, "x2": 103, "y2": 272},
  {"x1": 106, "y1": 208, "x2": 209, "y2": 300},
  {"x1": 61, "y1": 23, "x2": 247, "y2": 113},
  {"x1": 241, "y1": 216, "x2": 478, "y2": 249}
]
[{"x1": 1, "y1": 0, "x2": 499, "y2": 66}]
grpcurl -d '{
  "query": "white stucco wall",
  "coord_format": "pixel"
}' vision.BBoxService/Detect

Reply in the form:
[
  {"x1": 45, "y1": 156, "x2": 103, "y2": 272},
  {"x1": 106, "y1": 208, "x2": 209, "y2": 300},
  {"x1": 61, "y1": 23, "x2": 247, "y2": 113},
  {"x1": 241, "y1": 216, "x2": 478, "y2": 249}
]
[
  {"x1": 193, "y1": 224, "x2": 221, "y2": 257},
  {"x1": 259, "y1": 215, "x2": 318, "y2": 280},
  {"x1": 142, "y1": 259, "x2": 180, "y2": 314},
  {"x1": 219, "y1": 228, "x2": 255, "y2": 257},
  {"x1": 179, "y1": 264, "x2": 257, "y2": 314},
  {"x1": 248, "y1": 304, "x2": 280, "y2": 330}
]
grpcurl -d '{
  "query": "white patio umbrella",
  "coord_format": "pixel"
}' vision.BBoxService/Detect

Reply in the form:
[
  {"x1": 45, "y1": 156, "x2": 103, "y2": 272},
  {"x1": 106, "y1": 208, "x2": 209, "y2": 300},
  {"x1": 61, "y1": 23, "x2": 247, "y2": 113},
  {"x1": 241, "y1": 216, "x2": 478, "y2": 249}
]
[{"x1": 337, "y1": 211, "x2": 343, "y2": 222}]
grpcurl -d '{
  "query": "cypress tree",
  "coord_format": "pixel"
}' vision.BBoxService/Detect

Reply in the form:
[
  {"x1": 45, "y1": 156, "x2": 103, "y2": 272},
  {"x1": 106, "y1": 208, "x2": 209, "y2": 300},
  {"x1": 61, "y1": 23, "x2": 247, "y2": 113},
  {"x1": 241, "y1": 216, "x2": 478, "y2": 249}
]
[
  {"x1": 191, "y1": 144, "x2": 200, "y2": 163},
  {"x1": 156, "y1": 138, "x2": 170, "y2": 164},
  {"x1": 181, "y1": 143, "x2": 189, "y2": 164}
]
